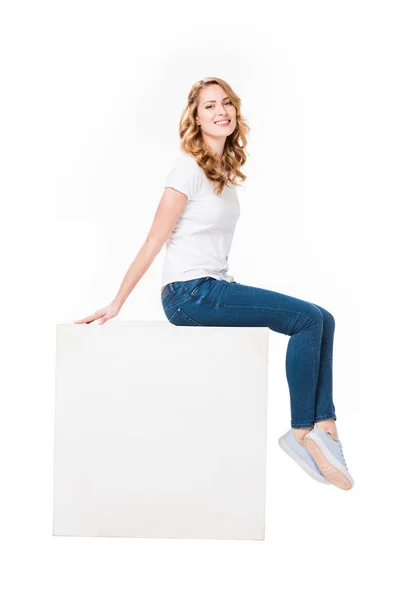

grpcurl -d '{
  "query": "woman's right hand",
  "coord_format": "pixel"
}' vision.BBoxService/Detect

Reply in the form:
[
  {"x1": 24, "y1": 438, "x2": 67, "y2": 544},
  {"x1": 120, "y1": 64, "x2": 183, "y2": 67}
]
[{"x1": 74, "y1": 299, "x2": 122, "y2": 325}]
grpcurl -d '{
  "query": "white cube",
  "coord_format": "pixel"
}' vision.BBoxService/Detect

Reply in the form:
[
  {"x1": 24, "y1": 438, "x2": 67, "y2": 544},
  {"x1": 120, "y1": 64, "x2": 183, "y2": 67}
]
[{"x1": 53, "y1": 320, "x2": 269, "y2": 540}]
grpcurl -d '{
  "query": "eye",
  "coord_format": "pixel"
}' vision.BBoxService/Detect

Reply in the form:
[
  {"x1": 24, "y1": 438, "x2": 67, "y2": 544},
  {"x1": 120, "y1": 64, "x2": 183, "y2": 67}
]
[{"x1": 205, "y1": 101, "x2": 233, "y2": 109}]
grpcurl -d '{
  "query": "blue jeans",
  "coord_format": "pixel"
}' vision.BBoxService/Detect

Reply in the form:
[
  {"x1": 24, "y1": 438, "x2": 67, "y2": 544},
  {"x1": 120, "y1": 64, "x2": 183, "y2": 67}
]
[{"x1": 161, "y1": 276, "x2": 337, "y2": 429}]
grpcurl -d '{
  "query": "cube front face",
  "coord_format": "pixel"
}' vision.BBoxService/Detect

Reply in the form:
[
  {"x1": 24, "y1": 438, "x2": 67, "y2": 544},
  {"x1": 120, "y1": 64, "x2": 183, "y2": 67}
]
[{"x1": 53, "y1": 321, "x2": 269, "y2": 540}]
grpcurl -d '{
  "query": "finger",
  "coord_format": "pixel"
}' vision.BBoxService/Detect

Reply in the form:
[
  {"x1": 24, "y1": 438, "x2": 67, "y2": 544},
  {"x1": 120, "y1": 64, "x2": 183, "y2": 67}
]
[
  {"x1": 74, "y1": 311, "x2": 101, "y2": 324},
  {"x1": 74, "y1": 317, "x2": 95, "y2": 324}
]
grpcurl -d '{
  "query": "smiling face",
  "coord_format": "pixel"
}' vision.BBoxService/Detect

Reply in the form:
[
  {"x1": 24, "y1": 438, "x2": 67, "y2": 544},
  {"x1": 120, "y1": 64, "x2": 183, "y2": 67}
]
[{"x1": 195, "y1": 84, "x2": 237, "y2": 138}]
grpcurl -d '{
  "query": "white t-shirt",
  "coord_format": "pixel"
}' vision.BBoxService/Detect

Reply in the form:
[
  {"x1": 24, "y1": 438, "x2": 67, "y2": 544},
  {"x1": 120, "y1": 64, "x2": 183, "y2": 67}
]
[{"x1": 161, "y1": 152, "x2": 241, "y2": 287}]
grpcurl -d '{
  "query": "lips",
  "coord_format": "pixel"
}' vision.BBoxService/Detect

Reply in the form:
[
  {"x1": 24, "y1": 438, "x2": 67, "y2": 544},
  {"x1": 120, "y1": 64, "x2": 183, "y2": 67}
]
[
  {"x1": 215, "y1": 119, "x2": 231, "y2": 127},
  {"x1": 215, "y1": 119, "x2": 231, "y2": 124}
]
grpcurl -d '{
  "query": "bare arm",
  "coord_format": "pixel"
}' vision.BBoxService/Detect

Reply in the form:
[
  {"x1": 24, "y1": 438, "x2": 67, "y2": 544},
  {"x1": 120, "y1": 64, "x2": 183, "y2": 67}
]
[
  {"x1": 74, "y1": 187, "x2": 188, "y2": 324},
  {"x1": 113, "y1": 187, "x2": 187, "y2": 307}
]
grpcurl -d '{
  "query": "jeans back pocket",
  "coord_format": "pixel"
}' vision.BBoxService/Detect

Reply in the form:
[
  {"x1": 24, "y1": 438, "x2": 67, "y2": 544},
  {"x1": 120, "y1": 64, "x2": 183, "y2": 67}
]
[{"x1": 169, "y1": 306, "x2": 203, "y2": 326}]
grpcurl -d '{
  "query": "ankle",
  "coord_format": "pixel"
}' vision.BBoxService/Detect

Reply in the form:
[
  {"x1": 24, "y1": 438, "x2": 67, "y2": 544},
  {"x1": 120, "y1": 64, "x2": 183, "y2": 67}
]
[
  {"x1": 315, "y1": 419, "x2": 338, "y2": 437},
  {"x1": 292, "y1": 426, "x2": 313, "y2": 446}
]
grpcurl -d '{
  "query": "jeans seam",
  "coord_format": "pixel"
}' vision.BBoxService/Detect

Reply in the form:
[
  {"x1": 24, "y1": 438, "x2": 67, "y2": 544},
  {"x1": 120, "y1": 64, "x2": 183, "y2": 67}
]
[
  {"x1": 220, "y1": 303, "x2": 315, "y2": 325},
  {"x1": 291, "y1": 414, "x2": 337, "y2": 428},
  {"x1": 314, "y1": 414, "x2": 336, "y2": 422},
  {"x1": 311, "y1": 312, "x2": 319, "y2": 429}
]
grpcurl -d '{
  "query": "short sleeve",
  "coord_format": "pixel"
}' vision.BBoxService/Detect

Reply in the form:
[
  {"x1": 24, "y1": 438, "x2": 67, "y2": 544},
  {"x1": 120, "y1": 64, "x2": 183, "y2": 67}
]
[{"x1": 165, "y1": 156, "x2": 202, "y2": 201}]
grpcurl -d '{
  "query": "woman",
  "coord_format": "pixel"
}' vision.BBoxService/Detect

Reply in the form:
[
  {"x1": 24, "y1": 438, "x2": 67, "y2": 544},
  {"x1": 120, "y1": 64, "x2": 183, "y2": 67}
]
[{"x1": 75, "y1": 77, "x2": 354, "y2": 491}]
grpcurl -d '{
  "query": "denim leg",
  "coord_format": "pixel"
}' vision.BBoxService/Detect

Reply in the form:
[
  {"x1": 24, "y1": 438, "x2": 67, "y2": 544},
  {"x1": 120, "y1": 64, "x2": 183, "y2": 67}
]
[
  {"x1": 162, "y1": 279, "x2": 333, "y2": 428},
  {"x1": 309, "y1": 303, "x2": 337, "y2": 424},
  {"x1": 284, "y1": 307, "x2": 324, "y2": 428}
]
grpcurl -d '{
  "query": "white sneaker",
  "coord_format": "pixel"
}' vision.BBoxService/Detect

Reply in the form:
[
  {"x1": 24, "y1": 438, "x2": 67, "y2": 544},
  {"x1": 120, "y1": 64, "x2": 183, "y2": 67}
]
[
  {"x1": 278, "y1": 429, "x2": 329, "y2": 484},
  {"x1": 304, "y1": 423, "x2": 354, "y2": 490}
]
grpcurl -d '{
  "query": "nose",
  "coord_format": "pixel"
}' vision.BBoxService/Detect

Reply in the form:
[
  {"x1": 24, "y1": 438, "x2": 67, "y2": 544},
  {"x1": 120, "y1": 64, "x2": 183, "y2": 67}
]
[{"x1": 215, "y1": 102, "x2": 228, "y2": 114}]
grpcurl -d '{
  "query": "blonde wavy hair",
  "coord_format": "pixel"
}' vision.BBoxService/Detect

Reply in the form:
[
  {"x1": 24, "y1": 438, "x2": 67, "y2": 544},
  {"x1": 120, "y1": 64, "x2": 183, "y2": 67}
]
[{"x1": 178, "y1": 77, "x2": 250, "y2": 196}]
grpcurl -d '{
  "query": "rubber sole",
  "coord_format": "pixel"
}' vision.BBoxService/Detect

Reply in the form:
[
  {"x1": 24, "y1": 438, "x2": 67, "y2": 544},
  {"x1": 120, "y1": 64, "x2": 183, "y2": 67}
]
[
  {"x1": 278, "y1": 436, "x2": 330, "y2": 484},
  {"x1": 303, "y1": 435, "x2": 354, "y2": 490}
]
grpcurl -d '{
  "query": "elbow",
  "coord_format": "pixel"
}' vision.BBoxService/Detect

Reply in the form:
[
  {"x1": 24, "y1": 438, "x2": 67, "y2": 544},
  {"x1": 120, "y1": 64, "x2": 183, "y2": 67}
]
[{"x1": 144, "y1": 236, "x2": 164, "y2": 255}]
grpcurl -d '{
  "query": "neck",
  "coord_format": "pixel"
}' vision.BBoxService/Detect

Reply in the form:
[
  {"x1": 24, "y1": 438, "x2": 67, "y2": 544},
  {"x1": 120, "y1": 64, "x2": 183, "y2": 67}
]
[{"x1": 202, "y1": 134, "x2": 225, "y2": 159}]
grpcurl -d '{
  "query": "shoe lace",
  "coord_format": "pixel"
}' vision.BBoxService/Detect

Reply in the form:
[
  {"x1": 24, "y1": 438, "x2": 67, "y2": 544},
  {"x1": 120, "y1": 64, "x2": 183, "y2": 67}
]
[
  {"x1": 315, "y1": 425, "x2": 349, "y2": 468},
  {"x1": 337, "y1": 440, "x2": 348, "y2": 468},
  {"x1": 321, "y1": 427, "x2": 348, "y2": 468}
]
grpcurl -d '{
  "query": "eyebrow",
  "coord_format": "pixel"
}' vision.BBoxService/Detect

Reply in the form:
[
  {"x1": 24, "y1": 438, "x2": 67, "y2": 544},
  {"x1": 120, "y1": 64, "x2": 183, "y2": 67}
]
[{"x1": 203, "y1": 96, "x2": 230, "y2": 105}]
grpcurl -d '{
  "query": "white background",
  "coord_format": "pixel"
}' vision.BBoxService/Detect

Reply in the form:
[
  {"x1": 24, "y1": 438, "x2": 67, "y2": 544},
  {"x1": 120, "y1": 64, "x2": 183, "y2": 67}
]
[{"x1": 1, "y1": 0, "x2": 398, "y2": 598}]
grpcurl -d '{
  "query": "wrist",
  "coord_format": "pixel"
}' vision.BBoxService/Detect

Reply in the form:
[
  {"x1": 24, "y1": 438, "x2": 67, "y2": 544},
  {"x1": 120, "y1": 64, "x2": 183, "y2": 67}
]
[{"x1": 113, "y1": 297, "x2": 124, "y2": 311}]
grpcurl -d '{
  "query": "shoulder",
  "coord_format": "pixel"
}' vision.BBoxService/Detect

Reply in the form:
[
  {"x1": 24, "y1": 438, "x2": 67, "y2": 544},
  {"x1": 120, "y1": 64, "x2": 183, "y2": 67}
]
[
  {"x1": 165, "y1": 152, "x2": 203, "y2": 200},
  {"x1": 168, "y1": 152, "x2": 201, "y2": 173}
]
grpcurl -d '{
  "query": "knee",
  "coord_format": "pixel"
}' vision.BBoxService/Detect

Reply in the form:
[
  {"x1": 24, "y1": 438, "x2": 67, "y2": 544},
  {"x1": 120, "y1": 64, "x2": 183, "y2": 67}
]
[
  {"x1": 316, "y1": 306, "x2": 335, "y2": 331},
  {"x1": 305, "y1": 304, "x2": 325, "y2": 327}
]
